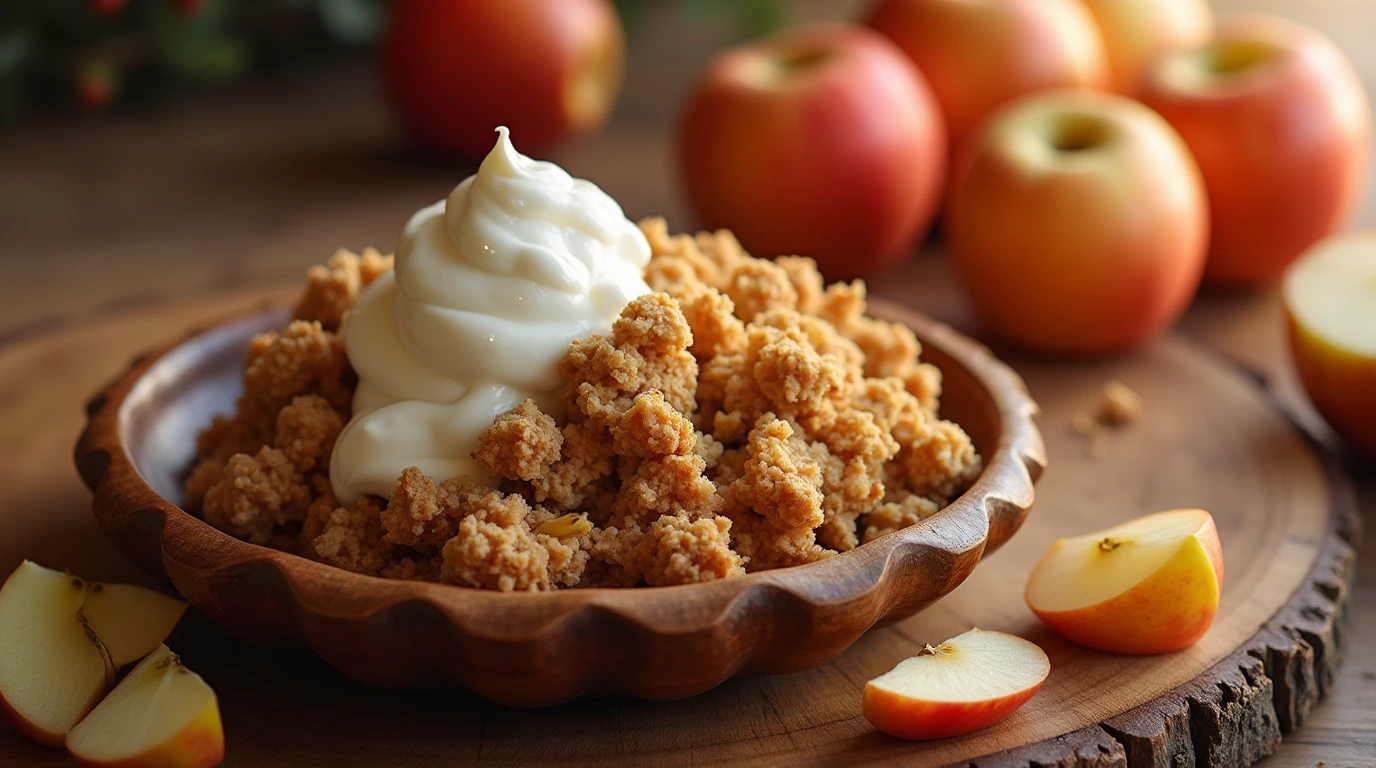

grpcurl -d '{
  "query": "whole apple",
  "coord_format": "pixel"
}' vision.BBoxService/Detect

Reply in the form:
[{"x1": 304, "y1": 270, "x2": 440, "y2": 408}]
[
  {"x1": 867, "y1": 0, "x2": 1108, "y2": 151},
  {"x1": 1078, "y1": 0, "x2": 1213, "y2": 94},
  {"x1": 384, "y1": 0, "x2": 625, "y2": 159},
  {"x1": 678, "y1": 24, "x2": 946, "y2": 279},
  {"x1": 1139, "y1": 15, "x2": 1371, "y2": 287},
  {"x1": 946, "y1": 90, "x2": 1208, "y2": 354}
]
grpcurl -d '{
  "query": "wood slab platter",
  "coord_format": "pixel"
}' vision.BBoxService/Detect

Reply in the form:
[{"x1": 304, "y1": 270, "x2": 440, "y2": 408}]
[{"x1": 0, "y1": 288, "x2": 1357, "y2": 767}]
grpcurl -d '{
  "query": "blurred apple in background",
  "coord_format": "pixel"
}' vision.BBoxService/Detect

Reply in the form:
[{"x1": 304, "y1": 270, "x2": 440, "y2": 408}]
[
  {"x1": 679, "y1": 24, "x2": 946, "y2": 279},
  {"x1": 1284, "y1": 234, "x2": 1376, "y2": 464},
  {"x1": 1078, "y1": 0, "x2": 1213, "y2": 95},
  {"x1": 946, "y1": 90, "x2": 1208, "y2": 354},
  {"x1": 384, "y1": 0, "x2": 625, "y2": 159},
  {"x1": 866, "y1": 0, "x2": 1108, "y2": 152},
  {"x1": 1140, "y1": 15, "x2": 1371, "y2": 288}
]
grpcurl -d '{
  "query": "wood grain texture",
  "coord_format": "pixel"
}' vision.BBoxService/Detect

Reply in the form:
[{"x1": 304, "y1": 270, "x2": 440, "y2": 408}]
[{"x1": 0, "y1": 289, "x2": 1355, "y2": 766}]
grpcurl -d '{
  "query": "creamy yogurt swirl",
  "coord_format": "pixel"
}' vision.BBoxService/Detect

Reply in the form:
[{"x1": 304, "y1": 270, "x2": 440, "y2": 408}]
[{"x1": 330, "y1": 127, "x2": 652, "y2": 503}]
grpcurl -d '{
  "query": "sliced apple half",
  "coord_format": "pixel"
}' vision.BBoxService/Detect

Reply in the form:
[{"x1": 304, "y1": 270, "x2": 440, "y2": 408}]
[
  {"x1": 1283, "y1": 233, "x2": 1376, "y2": 464},
  {"x1": 67, "y1": 645, "x2": 224, "y2": 768},
  {"x1": 1026, "y1": 508, "x2": 1223, "y2": 655},
  {"x1": 0, "y1": 561, "x2": 187, "y2": 746},
  {"x1": 863, "y1": 628, "x2": 1050, "y2": 740}
]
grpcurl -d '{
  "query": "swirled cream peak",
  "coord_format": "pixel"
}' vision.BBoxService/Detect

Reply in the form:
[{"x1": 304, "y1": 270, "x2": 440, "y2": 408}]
[{"x1": 330, "y1": 127, "x2": 652, "y2": 503}]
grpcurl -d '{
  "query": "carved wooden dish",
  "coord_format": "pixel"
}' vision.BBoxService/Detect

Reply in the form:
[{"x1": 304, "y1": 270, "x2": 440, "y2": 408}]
[{"x1": 74, "y1": 298, "x2": 1045, "y2": 706}]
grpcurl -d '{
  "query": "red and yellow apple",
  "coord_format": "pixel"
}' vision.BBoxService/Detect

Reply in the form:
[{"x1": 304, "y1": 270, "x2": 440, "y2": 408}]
[
  {"x1": 66, "y1": 645, "x2": 223, "y2": 768},
  {"x1": 383, "y1": 0, "x2": 625, "y2": 159},
  {"x1": 1026, "y1": 508, "x2": 1224, "y2": 655},
  {"x1": 1078, "y1": 0, "x2": 1213, "y2": 94},
  {"x1": 1139, "y1": 15, "x2": 1371, "y2": 287},
  {"x1": 0, "y1": 562, "x2": 186, "y2": 747},
  {"x1": 867, "y1": 0, "x2": 1108, "y2": 150},
  {"x1": 945, "y1": 89, "x2": 1208, "y2": 354},
  {"x1": 1284, "y1": 233, "x2": 1376, "y2": 464},
  {"x1": 863, "y1": 628, "x2": 1049, "y2": 740},
  {"x1": 678, "y1": 23, "x2": 946, "y2": 279}
]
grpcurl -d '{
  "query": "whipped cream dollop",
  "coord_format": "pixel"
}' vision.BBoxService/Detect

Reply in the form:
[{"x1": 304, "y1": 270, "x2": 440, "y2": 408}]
[{"x1": 330, "y1": 127, "x2": 652, "y2": 503}]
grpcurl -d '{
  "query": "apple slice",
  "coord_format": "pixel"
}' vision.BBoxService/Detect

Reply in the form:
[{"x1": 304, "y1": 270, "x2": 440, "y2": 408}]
[
  {"x1": 0, "y1": 562, "x2": 114, "y2": 747},
  {"x1": 0, "y1": 561, "x2": 188, "y2": 746},
  {"x1": 82, "y1": 581, "x2": 188, "y2": 667},
  {"x1": 863, "y1": 628, "x2": 1050, "y2": 740},
  {"x1": 67, "y1": 645, "x2": 224, "y2": 768},
  {"x1": 1026, "y1": 508, "x2": 1223, "y2": 655},
  {"x1": 1283, "y1": 233, "x2": 1376, "y2": 464}
]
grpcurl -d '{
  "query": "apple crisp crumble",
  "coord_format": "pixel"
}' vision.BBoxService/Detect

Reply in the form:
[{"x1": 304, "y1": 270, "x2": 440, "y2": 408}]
[{"x1": 186, "y1": 221, "x2": 983, "y2": 590}]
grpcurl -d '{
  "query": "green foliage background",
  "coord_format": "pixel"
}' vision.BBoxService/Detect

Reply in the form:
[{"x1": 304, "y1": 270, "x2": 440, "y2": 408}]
[{"x1": 0, "y1": 0, "x2": 783, "y2": 121}]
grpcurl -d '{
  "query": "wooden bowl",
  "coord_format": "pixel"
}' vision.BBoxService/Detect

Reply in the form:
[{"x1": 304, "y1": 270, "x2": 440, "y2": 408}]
[{"x1": 75, "y1": 299, "x2": 1045, "y2": 706}]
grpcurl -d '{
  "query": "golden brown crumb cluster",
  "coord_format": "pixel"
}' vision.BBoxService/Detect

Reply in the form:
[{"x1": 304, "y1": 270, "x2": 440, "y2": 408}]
[
  {"x1": 188, "y1": 228, "x2": 982, "y2": 591},
  {"x1": 1070, "y1": 379, "x2": 1143, "y2": 458}
]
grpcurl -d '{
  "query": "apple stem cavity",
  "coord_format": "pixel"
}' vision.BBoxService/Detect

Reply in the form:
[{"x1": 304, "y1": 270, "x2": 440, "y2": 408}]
[
  {"x1": 1098, "y1": 536, "x2": 1123, "y2": 552},
  {"x1": 1201, "y1": 39, "x2": 1279, "y2": 77},
  {"x1": 1048, "y1": 113, "x2": 1111, "y2": 153},
  {"x1": 778, "y1": 47, "x2": 834, "y2": 74}
]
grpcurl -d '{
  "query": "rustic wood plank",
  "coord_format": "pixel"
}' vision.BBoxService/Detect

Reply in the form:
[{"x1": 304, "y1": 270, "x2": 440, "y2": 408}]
[
  {"x1": 970, "y1": 726, "x2": 1128, "y2": 768},
  {"x1": 0, "y1": 290, "x2": 1354, "y2": 767}
]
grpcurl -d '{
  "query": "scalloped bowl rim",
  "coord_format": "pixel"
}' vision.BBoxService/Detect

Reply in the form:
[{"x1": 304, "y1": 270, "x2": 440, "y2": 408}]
[{"x1": 77, "y1": 297, "x2": 1045, "y2": 644}]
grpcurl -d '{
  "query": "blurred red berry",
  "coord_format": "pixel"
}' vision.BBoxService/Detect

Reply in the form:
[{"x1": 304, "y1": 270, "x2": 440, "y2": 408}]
[
  {"x1": 89, "y1": 0, "x2": 127, "y2": 16},
  {"x1": 77, "y1": 69, "x2": 114, "y2": 111},
  {"x1": 173, "y1": 0, "x2": 206, "y2": 15}
]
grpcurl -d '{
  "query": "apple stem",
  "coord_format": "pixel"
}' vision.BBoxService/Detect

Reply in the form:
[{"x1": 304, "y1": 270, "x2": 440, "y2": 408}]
[
  {"x1": 1098, "y1": 537, "x2": 1122, "y2": 552},
  {"x1": 916, "y1": 643, "x2": 944, "y2": 657}
]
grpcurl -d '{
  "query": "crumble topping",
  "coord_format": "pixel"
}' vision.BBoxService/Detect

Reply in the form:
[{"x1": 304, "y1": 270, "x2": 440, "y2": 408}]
[{"x1": 189, "y1": 229, "x2": 983, "y2": 590}]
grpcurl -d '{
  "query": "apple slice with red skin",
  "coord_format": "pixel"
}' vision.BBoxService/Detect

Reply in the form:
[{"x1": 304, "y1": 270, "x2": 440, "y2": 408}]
[
  {"x1": 67, "y1": 645, "x2": 224, "y2": 768},
  {"x1": 863, "y1": 629, "x2": 1050, "y2": 740},
  {"x1": 1284, "y1": 233, "x2": 1376, "y2": 464},
  {"x1": 1026, "y1": 508, "x2": 1223, "y2": 655},
  {"x1": 0, "y1": 561, "x2": 186, "y2": 747}
]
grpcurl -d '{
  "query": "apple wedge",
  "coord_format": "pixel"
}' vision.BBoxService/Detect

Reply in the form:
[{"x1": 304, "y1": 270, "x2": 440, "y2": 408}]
[
  {"x1": 1026, "y1": 508, "x2": 1223, "y2": 655},
  {"x1": 0, "y1": 562, "x2": 114, "y2": 747},
  {"x1": 82, "y1": 581, "x2": 189, "y2": 667},
  {"x1": 0, "y1": 561, "x2": 187, "y2": 746},
  {"x1": 1284, "y1": 233, "x2": 1376, "y2": 464},
  {"x1": 863, "y1": 629, "x2": 1050, "y2": 740},
  {"x1": 67, "y1": 645, "x2": 223, "y2": 768}
]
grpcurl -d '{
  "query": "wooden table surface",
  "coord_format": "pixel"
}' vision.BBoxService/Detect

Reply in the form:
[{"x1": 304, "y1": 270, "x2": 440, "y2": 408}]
[{"x1": 0, "y1": 0, "x2": 1372, "y2": 765}]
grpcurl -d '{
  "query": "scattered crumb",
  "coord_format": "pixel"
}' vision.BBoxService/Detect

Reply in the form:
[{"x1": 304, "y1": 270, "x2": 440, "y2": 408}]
[
  {"x1": 1098, "y1": 380, "x2": 1143, "y2": 426},
  {"x1": 1072, "y1": 380, "x2": 1143, "y2": 457}
]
